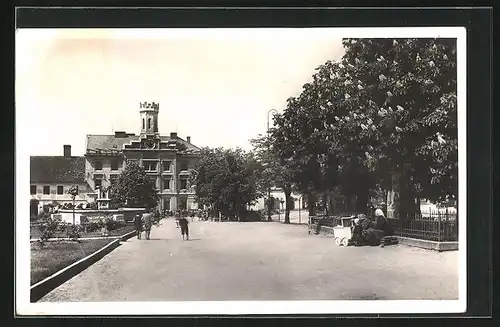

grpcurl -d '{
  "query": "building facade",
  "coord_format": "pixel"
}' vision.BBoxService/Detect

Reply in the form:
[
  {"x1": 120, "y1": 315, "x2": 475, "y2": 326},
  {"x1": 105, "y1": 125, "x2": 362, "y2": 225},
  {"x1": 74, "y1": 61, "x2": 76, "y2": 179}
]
[
  {"x1": 84, "y1": 101, "x2": 201, "y2": 211},
  {"x1": 30, "y1": 145, "x2": 92, "y2": 215}
]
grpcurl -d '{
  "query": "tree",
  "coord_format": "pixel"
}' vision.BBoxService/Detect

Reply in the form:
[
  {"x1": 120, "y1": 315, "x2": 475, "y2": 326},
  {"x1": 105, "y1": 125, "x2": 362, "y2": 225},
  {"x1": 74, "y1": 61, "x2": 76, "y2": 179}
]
[
  {"x1": 337, "y1": 38, "x2": 458, "y2": 217},
  {"x1": 251, "y1": 133, "x2": 296, "y2": 224},
  {"x1": 189, "y1": 147, "x2": 263, "y2": 221},
  {"x1": 269, "y1": 38, "x2": 457, "y2": 219},
  {"x1": 109, "y1": 161, "x2": 159, "y2": 209}
]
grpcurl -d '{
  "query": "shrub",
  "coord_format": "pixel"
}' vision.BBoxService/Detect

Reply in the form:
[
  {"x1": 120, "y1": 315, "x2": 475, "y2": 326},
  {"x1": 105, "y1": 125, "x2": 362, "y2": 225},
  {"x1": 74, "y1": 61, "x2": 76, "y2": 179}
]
[
  {"x1": 105, "y1": 218, "x2": 118, "y2": 231},
  {"x1": 66, "y1": 224, "x2": 81, "y2": 241},
  {"x1": 37, "y1": 216, "x2": 61, "y2": 247}
]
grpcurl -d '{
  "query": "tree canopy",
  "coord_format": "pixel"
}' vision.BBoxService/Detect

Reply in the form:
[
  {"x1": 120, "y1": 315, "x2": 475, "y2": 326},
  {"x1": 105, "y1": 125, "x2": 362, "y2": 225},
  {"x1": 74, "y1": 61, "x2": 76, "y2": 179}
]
[
  {"x1": 189, "y1": 147, "x2": 263, "y2": 220},
  {"x1": 109, "y1": 161, "x2": 159, "y2": 209},
  {"x1": 268, "y1": 38, "x2": 457, "y2": 218}
]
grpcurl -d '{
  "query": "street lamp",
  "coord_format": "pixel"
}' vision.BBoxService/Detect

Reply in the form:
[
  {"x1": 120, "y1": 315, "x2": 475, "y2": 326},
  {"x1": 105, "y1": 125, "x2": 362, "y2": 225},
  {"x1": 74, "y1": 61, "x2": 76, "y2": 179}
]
[{"x1": 266, "y1": 109, "x2": 278, "y2": 221}]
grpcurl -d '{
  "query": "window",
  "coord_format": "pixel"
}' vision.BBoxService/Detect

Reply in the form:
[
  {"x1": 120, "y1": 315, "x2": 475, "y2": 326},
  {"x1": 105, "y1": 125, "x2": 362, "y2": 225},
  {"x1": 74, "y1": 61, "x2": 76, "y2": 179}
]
[
  {"x1": 57, "y1": 186, "x2": 64, "y2": 195},
  {"x1": 94, "y1": 174, "x2": 103, "y2": 188},
  {"x1": 180, "y1": 198, "x2": 187, "y2": 210},
  {"x1": 43, "y1": 186, "x2": 50, "y2": 195},
  {"x1": 147, "y1": 118, "x2": 151, "y2": 129},
  {"x1": 95, "y1": 161, "x2": 103, "y2": 170},
  {"x1": 30, "y1": 185, "x2": 36, "y2": 195},
  {"x1": 163, "y1": 161, "x2": 172, "y2": 171},
  {"x1": 143, "y1": 161, "x2": 157, "y2": 171},
  {"x1": 180, "y1": 179, "x2": 188, "y2": 190},
  {"x1": 142, "y1": 119, "x2": 145, "y2": 130},
  {"x1": 111, "y1": 160, "x2": 119, "y2": 171},
  {"x1": 163, "y1": 177, "x2": 171, "y2": 191},
  {"x1": 179, "y1": 160, "x2": 188, "y2": 171}
]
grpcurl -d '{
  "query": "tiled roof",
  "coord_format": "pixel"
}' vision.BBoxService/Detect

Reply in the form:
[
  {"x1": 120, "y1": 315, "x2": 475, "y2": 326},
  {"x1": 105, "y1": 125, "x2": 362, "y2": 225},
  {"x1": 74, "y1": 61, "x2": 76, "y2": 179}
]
[
  {"x1": 30, "y1": 156, "x2": 86, "y2": 183},
  {"x1": 86, "y1": 134, "x2": 201, "y2": 152}
]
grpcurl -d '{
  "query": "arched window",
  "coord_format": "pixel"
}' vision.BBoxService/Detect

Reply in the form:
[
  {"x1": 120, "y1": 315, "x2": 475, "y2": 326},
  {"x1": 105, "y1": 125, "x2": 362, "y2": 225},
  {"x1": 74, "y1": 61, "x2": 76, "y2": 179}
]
[
  {"x1": 148, "y1": 118, "x2": 151, "y2": 129},
  {"x1": 142, "y1": 119, "x2": 145, "y2": 130}
]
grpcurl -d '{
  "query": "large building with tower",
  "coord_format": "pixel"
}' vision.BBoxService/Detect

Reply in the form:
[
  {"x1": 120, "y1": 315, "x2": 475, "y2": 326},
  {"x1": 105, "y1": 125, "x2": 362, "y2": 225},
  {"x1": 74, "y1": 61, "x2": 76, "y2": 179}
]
[
  {"x1": 30, "y1": 102, "x2": 201, "y2": 214},
  {"x1": 84, "y1": 101, "x2": 201, "y2": 211}
]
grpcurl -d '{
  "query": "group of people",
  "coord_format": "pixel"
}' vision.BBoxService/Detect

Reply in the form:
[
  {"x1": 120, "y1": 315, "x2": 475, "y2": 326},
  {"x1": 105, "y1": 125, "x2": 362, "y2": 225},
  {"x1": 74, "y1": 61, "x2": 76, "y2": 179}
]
[
  {"x1": 134, "y1": 210, "x2": 191, "y2": 241},
  {"x1": 350, "y1": 208, "x2": 392, "y2": 246},
  {"x1": 134, "y1": 211, "x2": 154, "y2": 240}
]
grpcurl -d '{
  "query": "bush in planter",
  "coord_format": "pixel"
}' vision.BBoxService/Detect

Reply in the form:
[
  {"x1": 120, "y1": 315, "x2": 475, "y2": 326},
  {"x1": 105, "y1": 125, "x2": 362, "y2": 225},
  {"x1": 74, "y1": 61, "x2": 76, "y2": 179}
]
[
  {"x1": 66, "y1": 224, "x2": 81, "y2": 241},
  {"x1": 37, "y1": 216, "x2": 61, "y2": 247},
  {"x1": 105, "y1": 218, "x2": 123, "y2": 231}
]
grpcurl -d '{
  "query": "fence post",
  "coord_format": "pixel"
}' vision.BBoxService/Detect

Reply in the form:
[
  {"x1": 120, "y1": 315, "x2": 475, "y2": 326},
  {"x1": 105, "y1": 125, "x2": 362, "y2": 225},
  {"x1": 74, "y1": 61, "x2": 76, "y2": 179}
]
[
  {"x1": 445, "y1": 207, "x2": 449, "y2": 241},
  {"x1": 437, "y1": 209, "x2": 441, "y2": 242}
]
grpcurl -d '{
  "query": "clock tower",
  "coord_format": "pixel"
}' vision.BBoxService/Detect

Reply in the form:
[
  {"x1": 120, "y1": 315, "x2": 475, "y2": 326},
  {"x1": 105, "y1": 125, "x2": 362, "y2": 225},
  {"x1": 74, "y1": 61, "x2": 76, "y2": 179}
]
[{"x1": 139, "y1": 101, "x2": 160, "y2": 138}]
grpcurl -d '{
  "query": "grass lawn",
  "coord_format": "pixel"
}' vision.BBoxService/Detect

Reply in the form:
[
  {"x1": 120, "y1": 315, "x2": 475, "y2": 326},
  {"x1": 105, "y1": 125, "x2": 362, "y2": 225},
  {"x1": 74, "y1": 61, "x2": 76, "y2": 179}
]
[
  {"x1": 31, "y1": 239, "x2": 115, "y2": 285},
  {"x1": 30, "y1": 224, "x2": 136, "y2": 240}
]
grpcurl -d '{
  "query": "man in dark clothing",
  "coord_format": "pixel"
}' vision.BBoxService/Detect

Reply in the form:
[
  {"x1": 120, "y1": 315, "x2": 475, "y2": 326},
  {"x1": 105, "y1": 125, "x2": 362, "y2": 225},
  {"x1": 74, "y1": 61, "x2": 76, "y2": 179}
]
[
  {"x1": 134, "y1": 214, "x2": 143, "y2": 239},
  {"x1": 178, "y1": 216, "x2": 189, "y2": 240}
]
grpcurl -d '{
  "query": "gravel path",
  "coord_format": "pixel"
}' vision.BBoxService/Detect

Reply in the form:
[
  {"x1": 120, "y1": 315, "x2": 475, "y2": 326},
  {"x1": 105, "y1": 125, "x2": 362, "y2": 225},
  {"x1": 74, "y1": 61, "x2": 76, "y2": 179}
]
[{"x1": 38, "y1": 219, "x2": 458, "y2": 302}]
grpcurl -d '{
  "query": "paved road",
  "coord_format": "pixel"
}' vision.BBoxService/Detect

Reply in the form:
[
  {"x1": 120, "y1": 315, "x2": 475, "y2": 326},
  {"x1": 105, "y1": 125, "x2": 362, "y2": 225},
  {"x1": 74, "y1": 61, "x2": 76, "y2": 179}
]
[{"x1": 39, "y1": 219, "x2": 458, "y2": 302}]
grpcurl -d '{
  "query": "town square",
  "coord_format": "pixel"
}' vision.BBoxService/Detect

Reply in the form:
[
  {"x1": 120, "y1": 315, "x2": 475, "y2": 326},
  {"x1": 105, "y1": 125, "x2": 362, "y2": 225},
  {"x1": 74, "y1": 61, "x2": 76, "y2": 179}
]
[{"x1": 16, "y1": 26, "x2": 465, "y2": 314}]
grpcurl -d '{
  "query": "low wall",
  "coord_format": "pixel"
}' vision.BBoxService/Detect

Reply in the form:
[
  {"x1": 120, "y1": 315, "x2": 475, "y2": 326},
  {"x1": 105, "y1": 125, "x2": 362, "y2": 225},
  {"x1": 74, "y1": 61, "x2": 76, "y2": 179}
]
[
  {"x1": 55, "y1": 208, "x2": 146, "y2": 225},
  {"x1": 396, "y1": 236, "x2": 458, "y2": 251}
]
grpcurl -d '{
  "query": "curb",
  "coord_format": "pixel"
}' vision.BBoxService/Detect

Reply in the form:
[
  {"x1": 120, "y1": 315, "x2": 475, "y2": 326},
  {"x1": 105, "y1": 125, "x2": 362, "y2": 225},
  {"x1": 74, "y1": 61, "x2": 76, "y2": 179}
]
[
  {"x1": 395, "y1": 236, "x2": 458, "y2": 252},
  {"x1": 30, "y1": 238, "x2": 121, "y2": 302},
  {"x1": 120, "y1": 230, "x2": 137, "y2": 241}
]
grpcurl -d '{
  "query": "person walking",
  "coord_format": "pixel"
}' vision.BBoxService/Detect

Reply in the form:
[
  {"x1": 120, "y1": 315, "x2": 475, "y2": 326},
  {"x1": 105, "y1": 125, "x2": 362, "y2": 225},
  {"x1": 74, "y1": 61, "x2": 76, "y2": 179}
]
[
  {"x1": 178, "y1": 216, "x2": 189, "y2": 241},
  {"x1": 142, "y1": 210, "x2": 153, "y2": 240},
  {"x1": 134, "y1": 214, "x2": 143, "y2": 239}
]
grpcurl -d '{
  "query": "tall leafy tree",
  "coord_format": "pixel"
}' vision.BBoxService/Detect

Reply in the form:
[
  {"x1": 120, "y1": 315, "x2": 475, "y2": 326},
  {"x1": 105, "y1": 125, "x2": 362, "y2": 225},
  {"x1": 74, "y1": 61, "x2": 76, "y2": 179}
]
[
  {"x1": 189, "y1": 147, "x2": 263, "y2": 221},
  {"x1": 109, "y1": 161, "x2": 159, "y2": 209},
  {"x1": 251, "y1": 133, "x2": 297, "y2": 224},
  {"x1": 338, "y1": 38, "x2": 458, "y2": 217},
  {"x1": 269, "y1": 37, "x2": 457, "y2": 219}
]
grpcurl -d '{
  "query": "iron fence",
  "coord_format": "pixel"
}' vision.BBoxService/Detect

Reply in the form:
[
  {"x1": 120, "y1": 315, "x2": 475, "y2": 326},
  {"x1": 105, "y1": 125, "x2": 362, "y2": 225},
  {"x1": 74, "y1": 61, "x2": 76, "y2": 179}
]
[{"x1": 387, "y1": 210, "x2": 458, "y2": 242}]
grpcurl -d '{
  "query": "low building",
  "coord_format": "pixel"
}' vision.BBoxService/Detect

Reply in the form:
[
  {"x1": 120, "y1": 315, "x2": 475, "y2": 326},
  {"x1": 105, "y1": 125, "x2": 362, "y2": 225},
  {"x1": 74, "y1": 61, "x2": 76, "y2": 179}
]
[
  {"x1": 250, "y1": 187, "x2": 304, "y2": 211},
  {"x1": 30, "y1": 145, "x2": 92, "y2": 216}
]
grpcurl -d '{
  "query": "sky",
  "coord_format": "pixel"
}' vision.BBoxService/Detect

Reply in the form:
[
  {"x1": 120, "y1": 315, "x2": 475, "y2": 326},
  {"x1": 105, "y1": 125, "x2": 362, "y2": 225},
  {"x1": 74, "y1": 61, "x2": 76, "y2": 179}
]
[{"x1": 16, "y1": 28, "x2": 345, "y2": 156}]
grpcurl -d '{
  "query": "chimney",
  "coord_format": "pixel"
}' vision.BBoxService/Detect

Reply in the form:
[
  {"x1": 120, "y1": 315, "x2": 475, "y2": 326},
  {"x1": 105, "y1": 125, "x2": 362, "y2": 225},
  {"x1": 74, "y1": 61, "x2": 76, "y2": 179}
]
[
  {"x1": 186, "y1": 136, "x2": 191, "y2": 143},
  {"x1": 63, "y1": 145, "x2": 71, "y2": 157},
  {"x1": 170, "y1": 132, "x2": 178, "y2": 139}
]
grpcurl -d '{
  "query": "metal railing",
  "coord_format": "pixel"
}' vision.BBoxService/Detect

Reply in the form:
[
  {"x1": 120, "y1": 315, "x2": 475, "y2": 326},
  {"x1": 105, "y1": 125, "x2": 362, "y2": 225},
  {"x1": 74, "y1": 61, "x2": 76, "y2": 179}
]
[{"x1": 387, "y1": 210, "x2": 458, "y2": 242}]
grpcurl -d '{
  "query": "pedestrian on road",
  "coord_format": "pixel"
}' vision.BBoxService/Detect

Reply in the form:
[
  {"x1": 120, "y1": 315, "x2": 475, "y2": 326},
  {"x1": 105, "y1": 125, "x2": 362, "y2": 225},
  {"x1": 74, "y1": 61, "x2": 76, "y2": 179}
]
[
  {"x1": 179, "y1": 216, "x2": 189, "y2": 241},
  {"x1": 134, "y1": 214, "x2": 143, "y2": 239},
  {"x1": 142, "y1": 211, "x2": 153, "y2": 240}
]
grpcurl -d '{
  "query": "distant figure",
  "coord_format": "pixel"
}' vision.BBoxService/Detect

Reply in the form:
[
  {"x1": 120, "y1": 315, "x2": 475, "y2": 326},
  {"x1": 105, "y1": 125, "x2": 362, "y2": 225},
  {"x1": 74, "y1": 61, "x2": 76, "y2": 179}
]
[
  {"x1": 142, "y1": 211, "x2": 153, "y2": 240},
  {"x1": 178, "y1": 216, "x2": 189, "y2": 241},
  {"x1": 134, "y1": 214, "x2": 143, "y2": 239}
]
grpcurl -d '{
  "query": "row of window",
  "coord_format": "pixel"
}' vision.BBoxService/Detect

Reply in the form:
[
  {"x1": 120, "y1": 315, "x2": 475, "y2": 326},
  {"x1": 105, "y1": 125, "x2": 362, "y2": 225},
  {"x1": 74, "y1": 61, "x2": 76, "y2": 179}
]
[
  {"x1": 92, "y1": 160, "x2": 189, "y2": 172},
  {"x1": 31, "y1": 185, "x2": 79, "y2": 195},
  {"x1": 142, "y1": 160, "x2": 189, "y2": 172},
  {"x1": 91, "y1": 174, "x2": 189, "y2": 191},
  {"x1": 93, "y1": 159, "x2": 121, "y2": 171}
]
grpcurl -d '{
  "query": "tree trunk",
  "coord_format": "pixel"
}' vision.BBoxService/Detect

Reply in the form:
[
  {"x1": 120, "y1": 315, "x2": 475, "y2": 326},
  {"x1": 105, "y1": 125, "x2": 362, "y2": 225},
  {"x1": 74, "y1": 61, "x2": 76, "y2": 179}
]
[
  {"x1": 355, "y1": 187, "x2": 369, "y2": 214},
  {"x1": 307, "y1": 192, "x2": 316, "y2": 216},
  {"x1": 267, "y1": 190, "x2": 272, "y2": 221},
  {"x1": 323, "y1": 192, "x2": 329, "y2": 216},
  {"x1": 284, "y1": 188, "x2": 292, "y2": 224}
]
